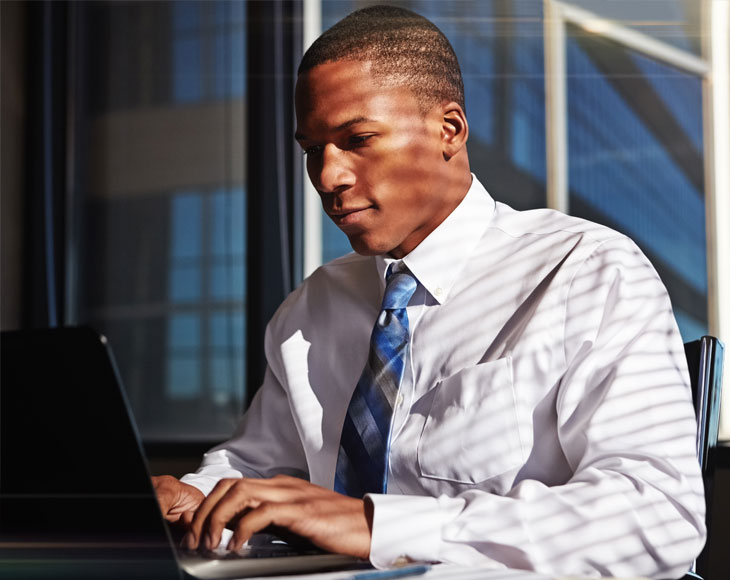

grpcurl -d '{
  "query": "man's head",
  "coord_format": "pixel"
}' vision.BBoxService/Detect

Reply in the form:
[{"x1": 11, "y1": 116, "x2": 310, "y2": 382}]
[
  {"x1": 295, "y1": 5, "x2": 471, "y2": 258},
  {"x1": 299, "y1": 5, "x2": 465, "y2": 115}
]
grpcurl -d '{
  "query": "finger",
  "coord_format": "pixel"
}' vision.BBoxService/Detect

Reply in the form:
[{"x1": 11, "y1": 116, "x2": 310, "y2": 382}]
[
  {"x1": 164, "y1": 510, "x2": 182, "y2": 523},
  {"x1": 187, "y1": 477, "x2": 311, "y2": 550},
  {"x1": 205, "y1": 477, "x2": 318, "y2": 548},
  {"x1": 186, "y1": 479, "x2": 237, "y2": 548},
  {"x1": 200, "y1": 476, "x2": 307, "y2": 544},
  {"x1": 228, "y1": 502, "x2": 295, "y2": 551},
  {"x1": 181, "y1": 509, "x2": 195, "y2": 527},
  {"x1": 203, "y1": 488, "x2": 262, "y2": 550},
  {"x1": 185, "y1": 479, "x2": 238, "y2": 549}
]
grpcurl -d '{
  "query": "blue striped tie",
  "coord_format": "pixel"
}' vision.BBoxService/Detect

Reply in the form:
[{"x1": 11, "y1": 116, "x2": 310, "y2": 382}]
[{"x1": 335, "y1": 265, "x2": 418, "y2": 498}]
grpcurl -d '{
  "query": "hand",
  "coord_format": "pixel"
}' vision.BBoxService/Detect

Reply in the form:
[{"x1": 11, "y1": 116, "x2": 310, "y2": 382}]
[
  {"x1": 183, "y1": 474, "x2": 372, "y2": 559},
  {"x1": 152, "y1": 474, "x2": 205, "y2": 524}
]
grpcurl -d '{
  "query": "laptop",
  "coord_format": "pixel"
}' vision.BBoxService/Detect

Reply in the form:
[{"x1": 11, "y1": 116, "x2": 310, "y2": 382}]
[{"x1": 0, "y1": 326, "x2": 365, "y2": 580}]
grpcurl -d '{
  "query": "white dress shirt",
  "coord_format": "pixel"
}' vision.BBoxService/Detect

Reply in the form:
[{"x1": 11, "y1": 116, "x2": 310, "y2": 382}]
[{"x1": 181, "y1": 177, "x2": 705, "y2": 579}]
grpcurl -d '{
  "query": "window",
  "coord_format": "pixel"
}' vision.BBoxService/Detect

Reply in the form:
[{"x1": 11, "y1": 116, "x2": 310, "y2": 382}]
[{"x1": 73, "y1": 1, "x2": 247, "y2": 441}]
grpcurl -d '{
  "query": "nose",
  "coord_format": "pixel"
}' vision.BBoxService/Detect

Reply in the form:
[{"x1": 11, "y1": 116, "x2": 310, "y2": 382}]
[{"x1": 309, "y1": 144, "x2": 355, "y2": 193}]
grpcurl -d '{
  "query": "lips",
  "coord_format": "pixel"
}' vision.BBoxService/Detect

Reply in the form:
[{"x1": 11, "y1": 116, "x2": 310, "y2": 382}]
[{"x1": 328, "y1": 206, "x2": 373, "y2": 227}]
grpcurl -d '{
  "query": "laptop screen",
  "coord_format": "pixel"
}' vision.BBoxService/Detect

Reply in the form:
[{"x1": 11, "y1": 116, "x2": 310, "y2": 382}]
[
  {"x1": 0, "y1": 326, "x2": 170, "y2": 543},
  {"x1": 0, "y1": 327, "x2": 365, "y2": 580}
]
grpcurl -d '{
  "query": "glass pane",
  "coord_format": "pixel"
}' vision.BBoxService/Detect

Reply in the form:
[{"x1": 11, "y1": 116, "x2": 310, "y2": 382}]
[
  {"x1": 174, "y1": 37, "x2": 203, "y2": 103},
  {"x1": 566, "y1": 30, "x2": 707, "y2": 340},
  {"x1": 167, "y1": 356, "x2": 203, "y2": 399},
  {"x1": 171, "y1": 193, "x2": 203, "y2": 259},
  {"x1": 76, "y1": 1, "x2": 247, "y2": 441},
  {"x1": 169, "y1": 265, "x2": 202, "y2": 303},
  {"x1": 173, "y1": 1, "x2": 200, "y2": 33},
  {"x1": 317, "y1": 0, "x2": 548, "y2": 263}
]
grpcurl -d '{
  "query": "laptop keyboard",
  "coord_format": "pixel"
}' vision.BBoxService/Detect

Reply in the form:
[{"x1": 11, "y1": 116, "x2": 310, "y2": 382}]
[
  {"x1": 196, "y1": 544, "x2": 323, "y2": 560},
  {"x1": 183, "y1": 534, "x2": 324, "y2": 560}
]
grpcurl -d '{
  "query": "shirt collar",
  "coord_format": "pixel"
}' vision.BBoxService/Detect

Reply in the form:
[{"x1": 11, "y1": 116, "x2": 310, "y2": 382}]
[{"x1": 375, "y1": 175, "x2": 496, "y2": 304}]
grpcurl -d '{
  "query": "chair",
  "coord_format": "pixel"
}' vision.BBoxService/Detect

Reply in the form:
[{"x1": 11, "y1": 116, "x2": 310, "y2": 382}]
[{"x1": 683, "y1": 336, "x2": 725, "y2": 580}]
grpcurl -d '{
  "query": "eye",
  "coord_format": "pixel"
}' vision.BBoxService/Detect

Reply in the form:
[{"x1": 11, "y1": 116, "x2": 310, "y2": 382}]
[
  {"x1": 348, "y1": 134, "x2": 375, "y2": 147},
  {"x1": 302, "y1": 144, "x2": 323, "y2": 157}
]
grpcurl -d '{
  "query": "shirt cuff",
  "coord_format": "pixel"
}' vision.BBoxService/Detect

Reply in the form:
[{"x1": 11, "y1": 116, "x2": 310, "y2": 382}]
[
  {"x1": 366, "y1": 493, "x2": 443, "y2": 568},
  {"x1": 180, "y1": 473, "x2": 219, "y2": 496},
  {"x1": 179, "y1": 473, "x2": 224, "y2": 496}
]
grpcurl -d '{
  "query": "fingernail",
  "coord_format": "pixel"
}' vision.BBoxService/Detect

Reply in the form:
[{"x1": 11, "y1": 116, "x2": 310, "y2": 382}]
[
  {"x1": 183, "y1": 533, "x2": 195, "y2": 550},
  {"x1": 205, "y1": 533, "x2": 214, "y2": 550}
]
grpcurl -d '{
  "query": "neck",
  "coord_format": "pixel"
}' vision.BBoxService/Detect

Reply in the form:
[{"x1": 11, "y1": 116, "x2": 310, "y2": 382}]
[{"x1": 444, "y1": 151, "x2": 472, "y2": 207}]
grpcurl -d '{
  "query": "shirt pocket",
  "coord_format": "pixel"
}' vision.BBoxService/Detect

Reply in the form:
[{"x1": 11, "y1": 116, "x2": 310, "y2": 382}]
[{"x1": 417, "y1": 357, "x2": 525, "y2": 484}]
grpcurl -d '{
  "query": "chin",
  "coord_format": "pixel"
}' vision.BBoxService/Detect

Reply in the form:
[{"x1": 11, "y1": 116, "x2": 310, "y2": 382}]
[
  {"x1": 348, "y1": 236, "x2": 392, "y2": 257},
  {"x1": 350, "y1": 245, "x2": 383, "y2": 257}
]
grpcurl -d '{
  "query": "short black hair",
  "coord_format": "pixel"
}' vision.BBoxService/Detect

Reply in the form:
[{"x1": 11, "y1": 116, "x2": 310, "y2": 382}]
[{"x1": 298, "y1": 5, "x2": 465, "y2": 114}]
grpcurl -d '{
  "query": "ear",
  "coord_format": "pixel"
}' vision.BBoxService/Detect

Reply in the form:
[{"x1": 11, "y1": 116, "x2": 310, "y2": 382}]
[{"x1": 440, "y1": 102, "x2": 469, "y2": 160}]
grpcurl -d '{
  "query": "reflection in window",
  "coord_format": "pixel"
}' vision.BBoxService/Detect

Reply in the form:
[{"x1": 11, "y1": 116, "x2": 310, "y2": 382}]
[
  {"x1": 167, "y1": 314, "x2": 202, "y2": 399},
  {"x1": 211, "y1": 190, "x2": 246, "y2": 300},
  {"x1": 173, "y1": 0, "x2": 246, "y2": 103},
  {"x1": 77, "y1": 1, "x2": 247, "y2": 441},
  {"x1": 170, "y1": 193, "x2": 203, "y2": 302},
  {"x1": 210, "y1": 312, "x2": 245, "y2": 406},
  {"x1": 166, "y1": 188, "x2": 246, "y2": 411}
]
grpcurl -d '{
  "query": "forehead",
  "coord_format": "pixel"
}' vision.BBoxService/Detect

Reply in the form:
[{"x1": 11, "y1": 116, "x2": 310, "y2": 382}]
[{"x1": 294, "y1": 60, "x2": 422, "y2": 132}]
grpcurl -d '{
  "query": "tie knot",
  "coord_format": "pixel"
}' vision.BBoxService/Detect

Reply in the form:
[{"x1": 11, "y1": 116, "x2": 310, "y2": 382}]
[{"x1": 381, "y1": 267, "x2": 417, "y2": 310}]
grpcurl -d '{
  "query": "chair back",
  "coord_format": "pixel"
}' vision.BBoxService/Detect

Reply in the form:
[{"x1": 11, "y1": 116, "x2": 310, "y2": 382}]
[
  {"x1": 684, "y1": 336, "x2": 724, "y2": 473},
  {"x1": 683, "y1": 336, "x2": 724, "y2": 580}
]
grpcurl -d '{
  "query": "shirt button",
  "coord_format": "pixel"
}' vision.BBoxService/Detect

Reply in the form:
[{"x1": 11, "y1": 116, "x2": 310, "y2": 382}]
[
  {"x1": 434, "y1": 287, "x2": 443, "y2": 297},
  {"x1": 396, "y1": 393, "x2": 404, "y2": 406}
]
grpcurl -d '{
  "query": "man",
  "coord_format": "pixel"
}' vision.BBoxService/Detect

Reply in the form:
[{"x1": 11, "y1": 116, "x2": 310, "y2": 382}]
[{"x1": 153, "y1": 6, "x2": 705, "y2": 578}]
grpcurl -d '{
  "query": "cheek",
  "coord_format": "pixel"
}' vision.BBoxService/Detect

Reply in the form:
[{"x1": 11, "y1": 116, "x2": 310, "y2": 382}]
[
  {"x1": 371, "y1": 147, "x2": 434, "y2": 187},
  {"x1": 385, "y1": 132, "x2": 441, "y2": 174},
  {"x1": 357, "y1": 128, "x2": 441, "y2": 208}
]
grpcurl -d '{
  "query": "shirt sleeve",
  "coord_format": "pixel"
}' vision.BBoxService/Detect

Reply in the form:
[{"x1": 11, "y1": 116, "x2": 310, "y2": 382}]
[
  {"x1": 367, "y1": 237, "x2": 706, "y2": 579},
  {"x1": 181, "y1": 326, "x2": 309, "y2": 496}
]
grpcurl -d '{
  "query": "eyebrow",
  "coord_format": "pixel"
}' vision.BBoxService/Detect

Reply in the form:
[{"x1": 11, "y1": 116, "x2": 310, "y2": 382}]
[{"x1": 294, "y1": 116, "x2": 377, "y2": 141}]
